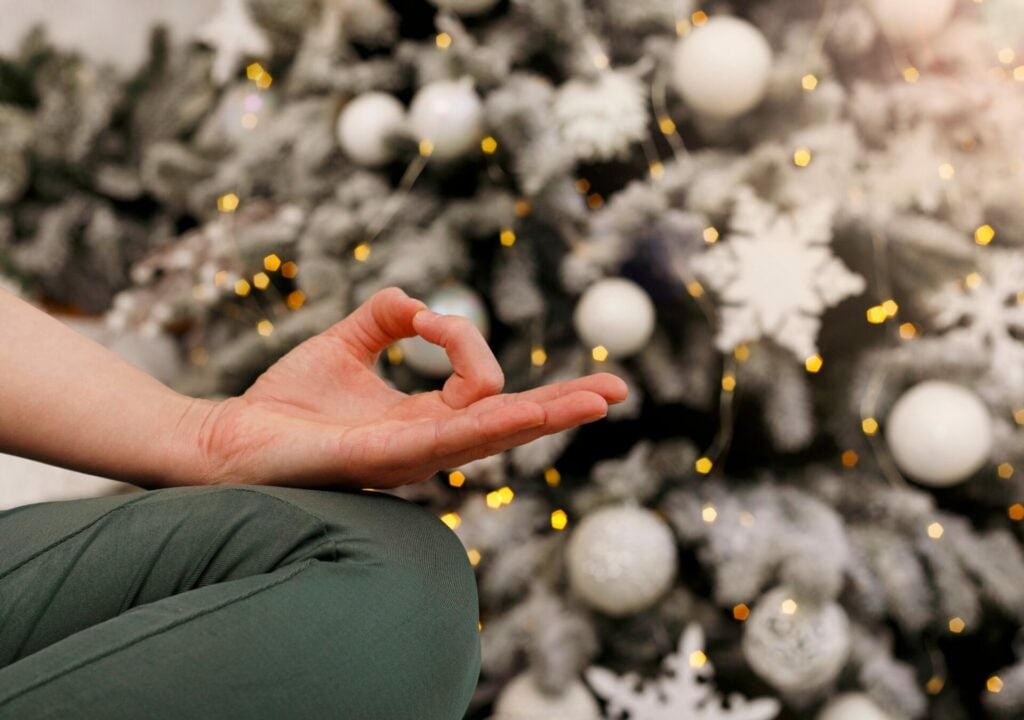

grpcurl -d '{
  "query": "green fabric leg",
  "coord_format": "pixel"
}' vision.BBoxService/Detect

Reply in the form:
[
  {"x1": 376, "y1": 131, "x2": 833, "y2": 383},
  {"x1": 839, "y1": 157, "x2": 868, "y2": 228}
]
[{"x1": 0, "y1": 484, "x2": 480, "y2": 719}]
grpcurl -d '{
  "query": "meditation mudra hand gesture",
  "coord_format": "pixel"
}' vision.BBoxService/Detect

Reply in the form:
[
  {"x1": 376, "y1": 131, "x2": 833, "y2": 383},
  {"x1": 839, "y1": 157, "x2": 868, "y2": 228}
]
[{"x1": 0, "y1": 285, "x2": 627, "y2": 490}]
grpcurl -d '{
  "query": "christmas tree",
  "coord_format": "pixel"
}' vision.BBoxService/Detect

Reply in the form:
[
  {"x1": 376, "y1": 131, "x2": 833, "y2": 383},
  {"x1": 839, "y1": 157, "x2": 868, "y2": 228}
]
[{"x1": 3, "y1": 0, "x2": 1024, "y2": 717}]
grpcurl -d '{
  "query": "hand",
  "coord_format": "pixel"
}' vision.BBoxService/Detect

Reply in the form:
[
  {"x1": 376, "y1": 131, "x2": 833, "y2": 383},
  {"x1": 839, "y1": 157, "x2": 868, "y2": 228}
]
[{"x1": 189, "y1": 286, "x2": 628, "y2": 489}]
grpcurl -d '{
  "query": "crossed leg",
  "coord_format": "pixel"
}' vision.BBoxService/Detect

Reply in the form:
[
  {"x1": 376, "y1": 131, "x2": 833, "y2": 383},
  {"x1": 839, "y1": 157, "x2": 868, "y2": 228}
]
[{"x1": 0, "y1": 484, "x2": 480, "y2": 719}]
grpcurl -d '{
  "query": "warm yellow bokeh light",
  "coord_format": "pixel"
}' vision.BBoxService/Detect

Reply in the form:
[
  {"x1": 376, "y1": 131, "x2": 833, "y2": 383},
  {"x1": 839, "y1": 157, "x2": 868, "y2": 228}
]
[
  {"x1": 544, "y1": 467, "x2": 561, "y2": 486},
  {"x1": 551, "y1": 509, "x2": 568, "y2": 530},
  {"x1": 975, "y1": 224, "x2": 996, "y2": 245},
  {"x1": 217, "y1": 193, "x2": 240, "y2": 213}
]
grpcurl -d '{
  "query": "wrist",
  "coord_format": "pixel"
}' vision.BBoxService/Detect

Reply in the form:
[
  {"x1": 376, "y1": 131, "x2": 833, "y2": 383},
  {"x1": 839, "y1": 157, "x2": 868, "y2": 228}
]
[{"x1": 157, "y1": 394, "x2": 228, "y2": 488}]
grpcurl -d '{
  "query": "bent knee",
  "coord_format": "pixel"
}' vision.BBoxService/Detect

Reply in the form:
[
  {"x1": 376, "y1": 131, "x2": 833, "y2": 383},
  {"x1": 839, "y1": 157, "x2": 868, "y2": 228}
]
[{"x1": 220, "y1": 484, "x2": 480, "y2": 613}]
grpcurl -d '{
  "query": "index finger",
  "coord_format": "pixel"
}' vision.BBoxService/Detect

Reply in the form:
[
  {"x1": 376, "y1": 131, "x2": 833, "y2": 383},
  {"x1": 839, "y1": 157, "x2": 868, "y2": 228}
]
[{"x1": 411, "y1": 310, "x2": 505, "y2": 410}]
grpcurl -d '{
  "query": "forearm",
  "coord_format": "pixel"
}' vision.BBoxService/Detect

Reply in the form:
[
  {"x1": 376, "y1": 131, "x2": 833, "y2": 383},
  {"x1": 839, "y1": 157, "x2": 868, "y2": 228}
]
[{"x1": 0, "y1": 289, "x2": 215, "y2": 489}]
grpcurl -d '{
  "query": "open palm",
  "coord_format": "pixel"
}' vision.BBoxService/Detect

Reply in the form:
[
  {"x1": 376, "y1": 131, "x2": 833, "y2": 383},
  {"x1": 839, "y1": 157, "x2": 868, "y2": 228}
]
[{"x1": 195, "y1": 286, "x2": 628, "y2": 489}]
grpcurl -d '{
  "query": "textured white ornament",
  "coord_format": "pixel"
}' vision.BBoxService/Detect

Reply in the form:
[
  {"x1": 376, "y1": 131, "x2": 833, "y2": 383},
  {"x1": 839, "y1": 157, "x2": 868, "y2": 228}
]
[
  {"x1": 817, "y1": 693, "x2": 892, "y2": 720},
  {"x1": 408, "y1": 78, "x2": 483, "y2": 161},
  {"x1": 492, "y1": 673, "x2": 601, "y2": 720},
  {"x1": 671, "y1": 16, "x2": 772, "y2": 119},
  {"x1": 566, "y1": 504, "x2": 678, "y2": 616},
  {"x1": 885, "y1": 380, "x2": 993, "y2": 487},
  {"x1": 573, "y1": 278, "x2": 656, "y2": 359},
  {"x1": 398, "y1": 284, "x2": 490, "y2": 377},
  {"x1": 742, "y1": 586, "x2": 850, "y2": 694},
  {"x1": 336, "y1": 92, "x2": 407, "y2": 167},
  {"x1": 864, "y1": 0, "x2": 956, "y2": 44},
  {"x1": 427, "y1": 0, "x2": 500, "y2": 16}
]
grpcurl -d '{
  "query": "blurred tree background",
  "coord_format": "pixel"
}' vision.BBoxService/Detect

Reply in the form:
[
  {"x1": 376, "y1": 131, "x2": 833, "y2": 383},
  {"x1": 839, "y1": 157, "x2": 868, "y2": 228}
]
[{"x1": 2, "y1": 0, "x2": 1024, "y2": 718}]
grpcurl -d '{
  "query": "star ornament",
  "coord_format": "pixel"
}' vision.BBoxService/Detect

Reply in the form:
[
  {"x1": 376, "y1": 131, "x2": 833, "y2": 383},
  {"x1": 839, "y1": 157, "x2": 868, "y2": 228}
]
[{"x1": 692, "y1": 187, "x2": 865, "y2": 361}]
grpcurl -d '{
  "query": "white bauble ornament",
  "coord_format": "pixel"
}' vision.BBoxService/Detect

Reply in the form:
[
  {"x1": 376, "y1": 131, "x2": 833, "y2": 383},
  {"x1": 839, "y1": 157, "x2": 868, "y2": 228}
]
[
  {"x1": 671, "y1": 16, "x2": 772, "y2": 119},
  {"x1": 572, "y1": 278, "x2": 656, "y2": 359},
  {"x1": 408, "y1": 78, "x2": 483, "y2": 161},
  {"x1": 492, "y1": 673, "x2": 601, "y2": 720},
  {"x1": 885, "y1": 380, "x2": 993, "y2": 487},
  {"x1": 427, "y1": 0, "x2": 500, "y2": 16},
  {"x1": 336, "y1": 92, "x2": 407, "y2": 167},
  {"x1": 566, "y1": 504, "x2": 678, "y2": 616},
  {"x1": 817, "y1": 693, "x2": 893, "y2": 720},
  {"x1": 864, "y1": 0, "x2": 956, "y2": 44},
  {"x1": 398, "y1": 283, "x2": 490, "y2": 377},
  {"x1": 742, "y1": 586, "x2": 850, "y2": 695}
]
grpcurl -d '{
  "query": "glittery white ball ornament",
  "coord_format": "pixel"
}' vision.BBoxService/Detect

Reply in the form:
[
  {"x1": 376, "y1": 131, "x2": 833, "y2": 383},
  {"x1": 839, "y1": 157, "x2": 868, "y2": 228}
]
[
  {"x1": 336, "y1": 92, "x2": 407, "y2": 167},
  {"x1": 566, "y1": 504, "x2": 678, "y2": 616},
  {"x1": 399, "y1": 283, "x2": 490, "y2": 377},
  {"x1": 817, "y1": 693, "x2": 893, "y2": 720},
  {"x1": 492, "y1": 673, "x2": 601, "y2": 720},
  {"x1": 885, "y1": 380, "x2": 993, "y2": 487},
  {"x1": 572, "y1": 277, "x2": 655, "y2": 359},
  {"x1": 408, "y1": 78, "x2": 483, "y2": 161},
  {"x1": 671, "y1": 16, "x2": 772, "y2": 119},
  {"x1": 427, "y1": 0, "x2": 500, "y2": 16},
  {"x1": 864, "y1": 0, "x2": 956, "y2": 44},
  {"x1": 742, "y1": 586, "x2": 850, "y2": 695}
]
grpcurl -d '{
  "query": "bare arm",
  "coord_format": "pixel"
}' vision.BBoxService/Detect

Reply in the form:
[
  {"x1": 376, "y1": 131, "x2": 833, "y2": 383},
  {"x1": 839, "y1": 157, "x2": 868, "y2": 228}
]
[
  {"x1": 0, "y1": 287, "x2": 212, "y2": 488},
  {"x1": 0, "y1": 286, "x2": 627, "y2": 491}
]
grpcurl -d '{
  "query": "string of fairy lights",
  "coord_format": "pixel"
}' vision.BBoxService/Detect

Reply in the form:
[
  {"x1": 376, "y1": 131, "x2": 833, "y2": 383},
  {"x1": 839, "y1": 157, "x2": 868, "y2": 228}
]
[{"x1": 201, "y1": 4, "x2": 1024, "y2": 669}]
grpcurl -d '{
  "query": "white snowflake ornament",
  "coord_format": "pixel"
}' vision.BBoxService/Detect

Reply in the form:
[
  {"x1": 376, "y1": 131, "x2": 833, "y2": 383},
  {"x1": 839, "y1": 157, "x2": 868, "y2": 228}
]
[
  {"x1": 585, "y1": 623, "x2": 781, "y2": 720},
  {"x1": 691, "y1": 187, "x2": 865, "y2": 361},
  {"x1": 196, "y1": 0, "x2": 272, "y2": 86},
  {"x1": 926, "y1": 251, "x2": 1024, "y2": 404},
  {"x1": 850, "y1": 125, "x2": 950, "y2": 223}
]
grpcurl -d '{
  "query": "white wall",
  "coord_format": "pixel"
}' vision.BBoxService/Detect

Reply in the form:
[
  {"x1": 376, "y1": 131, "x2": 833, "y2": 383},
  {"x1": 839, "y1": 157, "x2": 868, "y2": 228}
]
[{"x1": 0, "y1": 0, "x2": 214, "y2": 73}]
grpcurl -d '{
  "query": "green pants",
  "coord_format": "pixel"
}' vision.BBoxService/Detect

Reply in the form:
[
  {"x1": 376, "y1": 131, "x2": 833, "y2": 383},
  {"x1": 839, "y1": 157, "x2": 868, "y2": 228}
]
[{"x1": 0, "y1": 484, "x2": 481, "y2": 719}]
